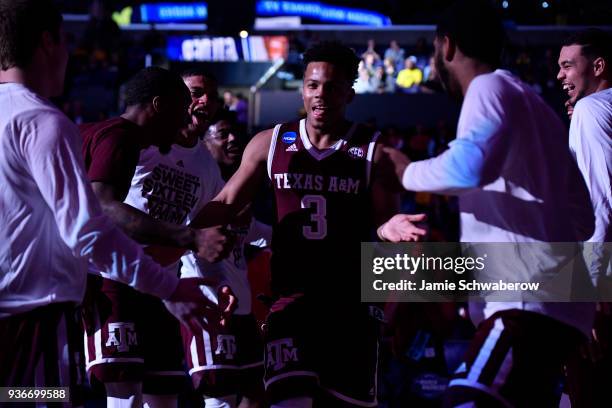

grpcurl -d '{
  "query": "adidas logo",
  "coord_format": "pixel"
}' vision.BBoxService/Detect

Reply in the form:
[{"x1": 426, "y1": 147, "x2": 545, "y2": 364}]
[
  {"x1": 286, "y1": 144, "x2": 298, "y2": 152},
  {"x1": 176, "y1": 160, "x2": 184, "y2": 168}
]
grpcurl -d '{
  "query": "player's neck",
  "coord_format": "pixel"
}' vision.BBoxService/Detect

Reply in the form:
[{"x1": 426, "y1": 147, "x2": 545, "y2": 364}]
[
  {"x1": 121, "y1": 108, "x2": 157, "y2": 131},
  {"x1": 175, "y1": 127, "x2": 199, "y2": 148},
  {"x1": 305, "y1": 118, "x2": 351, "y2": 150},
  {"x1": 121, "y1": 109, "x2": 162, "y2": 148},
  {"x1": 457, "y1": 59, "x2": 495, "y2": 97},
  {"x1": 594, "y1": 79, "x2": 611, "y2": 94},
  {"x1": 0, "y1": 66, "x2": 52, "y2": 98}
]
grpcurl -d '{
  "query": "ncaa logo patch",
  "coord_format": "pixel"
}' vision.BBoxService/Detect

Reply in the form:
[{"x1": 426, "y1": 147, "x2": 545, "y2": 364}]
[
  {"x1": 281, "y1": 131, "x2": 297, "y2": 144},
  {"x1": 348, "y1": 146, "x2": 365, "y2": 159}
]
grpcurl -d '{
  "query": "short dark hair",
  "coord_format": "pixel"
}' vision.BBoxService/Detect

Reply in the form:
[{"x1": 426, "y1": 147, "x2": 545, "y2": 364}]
[
  {"x1": 0, "y1": 0, "x2": 63, "y2": 70},
  {"x1": 436, "y1": 0, "x2": 506, "y2": 68},
  {"x1": 180, "y1": 67, "x2": 217, "y2": 83},
  {"x1": 123, "y1": 67, "x2": 188, "y2": 107},
  {"x1": 562, "y1": 28, "x2": 612, "y2": 65},
  {"x1": 302, "y1": 41, "x2": 360, "y2": 83},
  {"x1": 209, "y1": 109, "x2": 236, "y2": 127},
  {"x1": 204, "y1": 109, "x2": 237, "y2": 138}
]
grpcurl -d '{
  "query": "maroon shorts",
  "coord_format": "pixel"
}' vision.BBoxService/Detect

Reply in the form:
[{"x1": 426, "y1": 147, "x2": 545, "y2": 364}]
[
  {"x1": 182, "y1": 313, "x2": 264, "y2": 398},
  {"x1": 0, "y1": 303, "x2": 84, "y2": 407},
  {"x1": 263, "y1": 296, "x2": 381, "y2": 407},
  {"x1": 82, "y1": 276, "x2": 185, "y2": 394},
  {"x1": 445, "y1": 309, "x2": 585, "y2": 408},
  {"x1": 0, "y1": 303, "x2": 74, "y2": 387}
]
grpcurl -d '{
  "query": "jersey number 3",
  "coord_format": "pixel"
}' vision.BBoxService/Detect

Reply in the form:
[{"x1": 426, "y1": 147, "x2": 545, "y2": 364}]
[{"x1": 301, "y1": 195, "x2": 327, "y2": 240}]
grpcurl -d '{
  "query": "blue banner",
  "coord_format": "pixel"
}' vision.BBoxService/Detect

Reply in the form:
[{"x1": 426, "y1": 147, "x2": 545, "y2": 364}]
[
  {"x1": 140, "y1": 3, "x2": 208, "y2": 23},
  {"x1": 256, "y1": 1, "x2": 391, "y2": 26}
]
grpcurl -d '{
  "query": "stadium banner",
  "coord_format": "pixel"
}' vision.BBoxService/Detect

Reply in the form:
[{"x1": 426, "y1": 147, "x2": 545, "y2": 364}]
[
  {"x1": 256, "y1": 0, "x2": 391, "y2": 26},
  {"x1": 140, "y1": 3, "x2": 208, "y2": 23},
  {"x1": 167, "y1": 35, "x2": 288, "y2": 62}
]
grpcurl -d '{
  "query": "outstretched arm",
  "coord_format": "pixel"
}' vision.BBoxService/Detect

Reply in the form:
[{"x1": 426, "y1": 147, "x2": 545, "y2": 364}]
[
  {"x1": 148, "y1": 128, "x2": 275, "y2": 266},
  {"x1": 189, "y1": 127, "x2": 273, "y2": 229},
  {"x1": 371, "y1": 144, "x2": 427, "y2": 242},
  {"x1": 92, "y1": 182, "x2": 232, "y2": 263},
  {"x1": 211, "y1": 128, "x2": 273, "y2": 211}
]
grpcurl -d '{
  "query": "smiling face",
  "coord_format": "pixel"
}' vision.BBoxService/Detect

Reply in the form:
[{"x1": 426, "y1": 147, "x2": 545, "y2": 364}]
[
  {"x1": 557, "y1": 44, "x2": 599, "y2": 105},
  {"x1": 204, "y1": 119, "x2": 242, "y2": 166},
  {"x1": 183, "y1": 74, "x2": 220, "y2": 133},
  {"x1": 302, "y1": 61, "x2": 354, "y2": 130}
]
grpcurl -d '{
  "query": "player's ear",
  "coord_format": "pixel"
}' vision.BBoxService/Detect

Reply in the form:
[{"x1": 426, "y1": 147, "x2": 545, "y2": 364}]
[
  {"x1": 442, "y1": 35, "x2": 455, "y2": 62},
  {"x1": 152, "y1": 95, "x2": 164, "y2": 113},
  {"x1": 592, "y1": 56, "x2": 606, "y2": 78}
]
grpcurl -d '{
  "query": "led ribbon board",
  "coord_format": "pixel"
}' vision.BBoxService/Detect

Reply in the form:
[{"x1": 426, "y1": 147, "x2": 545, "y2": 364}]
[
  {"x1": 167, "y1": 36, "x2": 288, "y2": 62},
  {"x1": 256, "y1": 1, "x2": 391, "y2": 26},
  {"x1": 140, "y1": 3, "x2": 208, "y2": 23}
]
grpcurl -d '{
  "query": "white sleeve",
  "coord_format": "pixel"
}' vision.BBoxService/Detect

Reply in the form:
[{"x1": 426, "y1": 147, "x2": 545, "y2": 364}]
[
  {"x1": 570, "y1": 99, "x2": 612, "y2": 280},
  {"x1": 402, "y1": 138, "x2": 486, "y2": 194},
  {"x1": 402, "y1": 75, "x2": 507, "y2": 194},
  {"x1": 23, "y1": 114, "x2": 178, "y2": 299},
  {"x1": 245, "y1": 218, "x2": 272, "y2": 248},
  {"x1": 571, "y1": 100, "x2": 612, "y2": 243}
]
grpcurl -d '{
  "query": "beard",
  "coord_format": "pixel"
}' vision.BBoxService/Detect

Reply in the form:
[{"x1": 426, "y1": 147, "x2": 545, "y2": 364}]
[{"x1": 434, "y1": 50, "x2": 461, "y2": 100}]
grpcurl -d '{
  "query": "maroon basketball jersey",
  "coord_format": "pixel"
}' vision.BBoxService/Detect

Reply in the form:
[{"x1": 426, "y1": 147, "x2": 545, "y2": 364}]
[{"x1": 268, "y1": 119, "x2": 380, "y2": 297}]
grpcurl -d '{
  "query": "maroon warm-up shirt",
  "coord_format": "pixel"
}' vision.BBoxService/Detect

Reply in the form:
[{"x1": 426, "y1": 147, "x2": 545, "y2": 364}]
[
  {"x1": 268, "y1": 119, "x2": 379, "y2": 298},
  {"x1": 80, "y1": 117, "x2": 147, "y2": 200}
]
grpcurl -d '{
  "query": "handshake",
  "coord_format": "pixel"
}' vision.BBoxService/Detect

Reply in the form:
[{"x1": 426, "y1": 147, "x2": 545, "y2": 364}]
[{"x1": 145, "y1": 201, "x2": 240, "y2": 332}]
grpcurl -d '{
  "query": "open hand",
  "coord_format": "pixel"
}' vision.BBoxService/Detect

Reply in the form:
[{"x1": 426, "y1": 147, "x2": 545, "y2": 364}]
[{"x1": 378, "y1": 213, "x2": 427, "y2": 242}]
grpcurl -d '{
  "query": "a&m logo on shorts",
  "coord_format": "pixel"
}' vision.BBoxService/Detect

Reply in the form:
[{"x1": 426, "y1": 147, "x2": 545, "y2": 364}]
[
  {"x1": 105, "y1": 322, "x2": 138, "y2": 352},
  {"x1": 348, "y1": 146, "x2": 365, "y2": 159},
  {"x1": 266, "y1": 338, "x2": 299, "y2": 371},
  {"x1": 215, "y1": 335, "x2": 237, "y2": 360},
  {"x1": 282, "y1": 132, "x2": 297, "y2": 144}
]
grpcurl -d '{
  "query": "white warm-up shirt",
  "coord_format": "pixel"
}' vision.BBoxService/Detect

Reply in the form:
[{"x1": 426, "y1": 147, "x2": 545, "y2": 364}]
[
  {"x1": 124, "y1": 142, "x2": 223, "y2": 227},
  {"x1": 402, "y1": 70, "x2": 596, "y2": 333},
  {"x1": 124, "y1": 141, "x2": 271, "y2": 314},
  {"x1": 569, "y1": 88, "x2": 612, "y2": 283},
  {"x1": 0, "y1": 83, "x2": 178, "y2": 317},
  {"x1": 123, "y1": 142, "x2": 224, "y2": 277}
]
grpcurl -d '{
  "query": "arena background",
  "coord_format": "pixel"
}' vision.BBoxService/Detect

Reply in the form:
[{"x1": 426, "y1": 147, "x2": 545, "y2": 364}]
[{"x1": 48, "y1": 1, "x2": 611, "y2": 406}]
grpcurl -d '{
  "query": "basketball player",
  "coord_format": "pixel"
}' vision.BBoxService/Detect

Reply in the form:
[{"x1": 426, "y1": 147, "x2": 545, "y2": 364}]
[
  {"x1": 182, "y1": 68, "x2": 221, "y2": 137},
  {"x1": 203, "y1": 110, "x2": 244, "y2": 179},
  {"x1": 0, "y1": 0, "x2": 217, "y2": 389},
  {"x1": 182, "y1": 109, "x2": 271, "y2": 408},
  {"x1": 385, "y1": 1, "x2": 596, "y2": 406},
  {"x1": 557, "y1": 28, "x2": 612, "y2": 407},
  {"x1": 557, "y1": 28, "x2": 611, "y2": 295},
  {"x1": 116, "y1": 69, "x2": 258, "y2": 408},
  {"x1": 80, "y1": 67, "x2": 234, "y2": 408},
  {"x1": 210, "y1": 41, "x2": 426, "y2": 407}
]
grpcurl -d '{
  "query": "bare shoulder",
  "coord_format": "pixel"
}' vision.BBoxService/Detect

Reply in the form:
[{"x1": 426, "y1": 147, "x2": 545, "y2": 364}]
[{"x1": 244, "y1": 127, "x2": 275, "y2": 163}]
